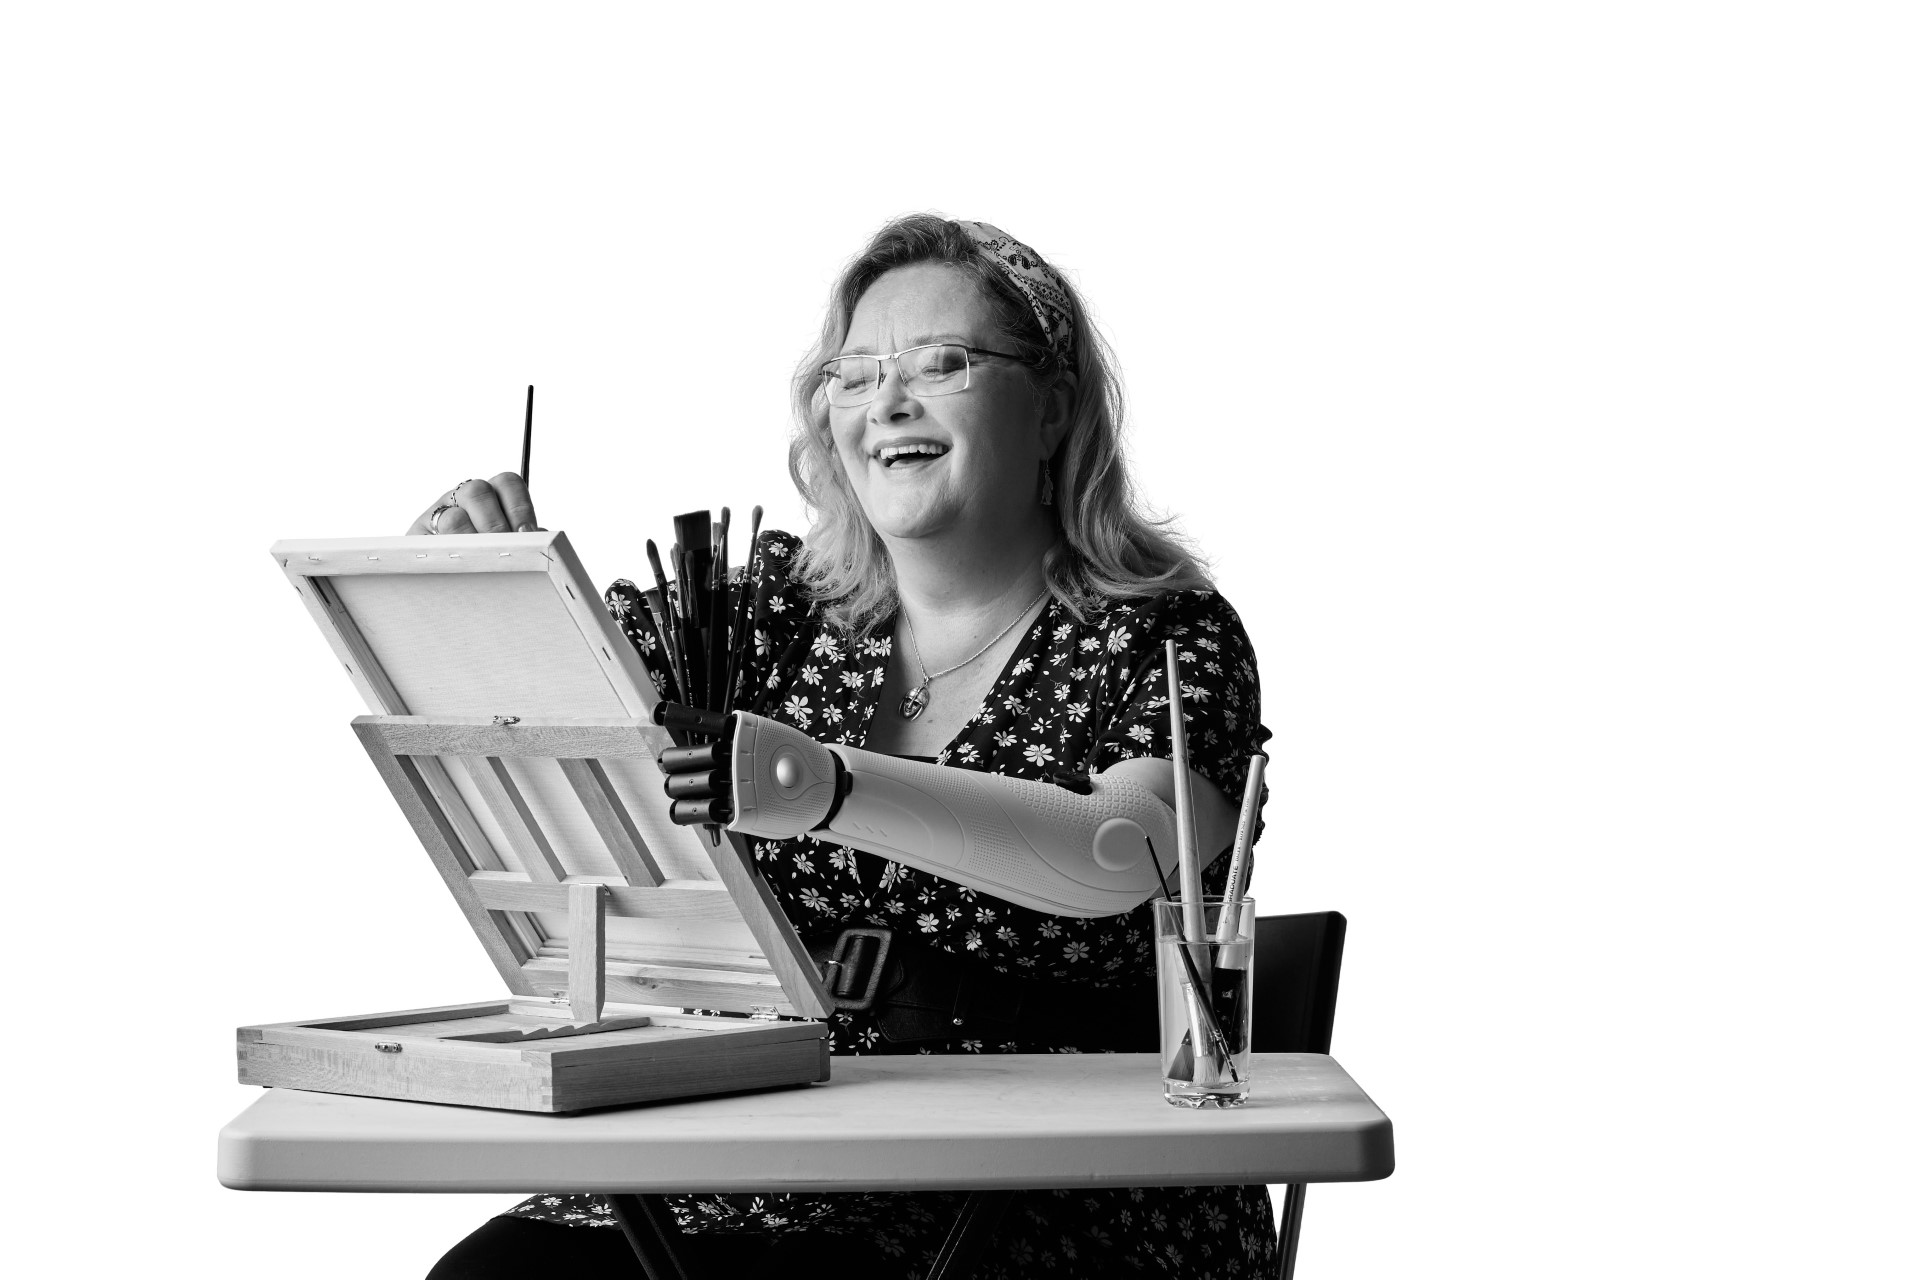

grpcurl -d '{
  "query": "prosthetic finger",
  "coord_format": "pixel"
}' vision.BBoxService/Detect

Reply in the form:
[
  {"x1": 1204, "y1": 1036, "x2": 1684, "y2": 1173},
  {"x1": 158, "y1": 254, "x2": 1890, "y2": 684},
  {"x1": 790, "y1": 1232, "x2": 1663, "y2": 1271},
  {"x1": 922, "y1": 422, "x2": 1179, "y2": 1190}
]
[{"x1": 654, "y1": 704, "x2": 743, "y2": 825}]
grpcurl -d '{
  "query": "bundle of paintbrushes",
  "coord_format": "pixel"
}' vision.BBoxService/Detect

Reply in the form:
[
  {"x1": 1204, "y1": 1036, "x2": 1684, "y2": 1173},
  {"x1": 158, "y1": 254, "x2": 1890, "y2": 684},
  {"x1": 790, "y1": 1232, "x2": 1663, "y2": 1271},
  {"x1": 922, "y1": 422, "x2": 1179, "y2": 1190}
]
[
  {"x1": 627, "y1": 506, "x2": 763, "y2": 835},
  {"x1": 1158, "y1": 638, "x2": 1265, "y2": 1090}
]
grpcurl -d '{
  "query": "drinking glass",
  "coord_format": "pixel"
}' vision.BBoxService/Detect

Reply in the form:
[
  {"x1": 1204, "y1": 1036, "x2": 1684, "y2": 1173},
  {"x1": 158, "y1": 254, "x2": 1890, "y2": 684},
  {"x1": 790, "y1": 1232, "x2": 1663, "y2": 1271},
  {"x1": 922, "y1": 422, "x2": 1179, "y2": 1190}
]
[{"x1": 1153, "y1": 895, "x2": 1255, "y2": 1108}]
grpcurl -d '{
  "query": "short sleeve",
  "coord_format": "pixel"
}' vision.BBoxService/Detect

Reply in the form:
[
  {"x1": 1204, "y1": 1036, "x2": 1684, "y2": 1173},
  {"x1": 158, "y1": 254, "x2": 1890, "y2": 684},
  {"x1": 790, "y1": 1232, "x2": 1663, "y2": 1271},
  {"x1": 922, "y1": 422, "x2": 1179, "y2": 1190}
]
[{"x1": 1089, "y1": 590, "x2": 1270, "y2": 809}]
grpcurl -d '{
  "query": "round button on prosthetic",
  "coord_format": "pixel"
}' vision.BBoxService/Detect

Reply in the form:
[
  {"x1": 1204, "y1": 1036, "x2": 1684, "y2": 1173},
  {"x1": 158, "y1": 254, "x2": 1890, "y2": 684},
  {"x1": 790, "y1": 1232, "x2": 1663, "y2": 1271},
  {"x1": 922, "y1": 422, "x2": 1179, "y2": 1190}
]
[
  {"x1": 1091, "y1": 817, "x2": 1147, "y2": 872},
  {"x1": 773, "y1": 749, "x2": 803, "y2": 793}
]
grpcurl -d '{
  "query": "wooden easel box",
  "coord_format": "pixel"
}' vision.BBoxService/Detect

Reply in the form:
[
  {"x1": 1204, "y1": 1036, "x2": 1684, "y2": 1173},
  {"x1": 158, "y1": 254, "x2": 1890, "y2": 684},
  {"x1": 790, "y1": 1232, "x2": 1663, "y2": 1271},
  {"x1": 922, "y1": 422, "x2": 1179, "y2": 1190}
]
[
  {"x1": 238, "y1": 533, "x2": 834, "y2": 1113},
  {"x1": 238, "y1": 1000, "x2": 829, "y2": 1114}
]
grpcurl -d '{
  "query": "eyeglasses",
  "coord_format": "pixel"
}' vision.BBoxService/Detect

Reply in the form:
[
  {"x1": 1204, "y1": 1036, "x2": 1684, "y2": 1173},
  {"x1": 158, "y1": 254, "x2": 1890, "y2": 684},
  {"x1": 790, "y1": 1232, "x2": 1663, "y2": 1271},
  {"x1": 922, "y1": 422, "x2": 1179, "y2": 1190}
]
[{"x1": 820, "y1": 343, "x2": 1025, "y2": 408}]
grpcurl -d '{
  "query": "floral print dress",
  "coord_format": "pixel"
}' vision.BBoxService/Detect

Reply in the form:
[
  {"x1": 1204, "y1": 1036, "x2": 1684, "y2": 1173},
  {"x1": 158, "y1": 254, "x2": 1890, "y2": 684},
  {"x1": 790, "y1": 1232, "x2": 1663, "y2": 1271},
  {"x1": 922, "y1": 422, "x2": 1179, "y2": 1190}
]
[{"x1": 504, "y1": 531, "x2": 1277, "y2": 1279}]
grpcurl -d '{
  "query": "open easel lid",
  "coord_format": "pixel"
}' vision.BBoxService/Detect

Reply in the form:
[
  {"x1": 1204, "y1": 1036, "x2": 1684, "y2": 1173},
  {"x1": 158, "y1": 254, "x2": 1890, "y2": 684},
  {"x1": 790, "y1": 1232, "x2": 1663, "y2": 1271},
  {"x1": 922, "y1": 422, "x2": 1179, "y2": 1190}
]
[{"x1": 273, "y1": 531, "x2": 831, "y2": 1020}]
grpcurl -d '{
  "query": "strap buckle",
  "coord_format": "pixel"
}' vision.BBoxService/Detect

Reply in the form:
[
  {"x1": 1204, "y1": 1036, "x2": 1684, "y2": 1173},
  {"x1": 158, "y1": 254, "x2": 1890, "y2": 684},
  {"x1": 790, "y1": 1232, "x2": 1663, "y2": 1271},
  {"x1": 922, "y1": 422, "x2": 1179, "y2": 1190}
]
[{"x1": 817, "y1": 926, "x2": 893, "y2": 1012}]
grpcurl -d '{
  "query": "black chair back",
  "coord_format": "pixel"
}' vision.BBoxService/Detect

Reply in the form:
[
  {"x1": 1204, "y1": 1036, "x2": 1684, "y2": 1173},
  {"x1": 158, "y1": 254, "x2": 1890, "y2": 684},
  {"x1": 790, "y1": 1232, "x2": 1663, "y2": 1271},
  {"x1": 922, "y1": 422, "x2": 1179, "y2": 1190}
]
[
  {"x1": 1250, "y1": 911, "x2": 1346, "y2": 1054},
  {"x1": 1249, "y1": 910, "x2": 1349, "y2": 1280}
]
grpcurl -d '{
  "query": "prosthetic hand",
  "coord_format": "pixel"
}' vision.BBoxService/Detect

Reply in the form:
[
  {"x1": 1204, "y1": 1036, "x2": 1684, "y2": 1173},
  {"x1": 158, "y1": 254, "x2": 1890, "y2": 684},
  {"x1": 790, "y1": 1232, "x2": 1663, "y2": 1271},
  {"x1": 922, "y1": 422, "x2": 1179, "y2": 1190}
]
[{"x1": 656, "y1": 706, "x2": 1182, "y2": 917}]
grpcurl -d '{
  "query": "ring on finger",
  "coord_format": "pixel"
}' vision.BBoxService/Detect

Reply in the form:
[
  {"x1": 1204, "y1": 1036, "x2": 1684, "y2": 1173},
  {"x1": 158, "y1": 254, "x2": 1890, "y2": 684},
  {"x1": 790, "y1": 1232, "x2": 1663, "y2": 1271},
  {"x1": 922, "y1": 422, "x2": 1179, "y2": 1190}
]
[
  {"x1": 429, "y1": 480, "x2": 483, "y2": 536},
  {"x1": 427, "y1": 502, "x2": 459, "y2": 535}
]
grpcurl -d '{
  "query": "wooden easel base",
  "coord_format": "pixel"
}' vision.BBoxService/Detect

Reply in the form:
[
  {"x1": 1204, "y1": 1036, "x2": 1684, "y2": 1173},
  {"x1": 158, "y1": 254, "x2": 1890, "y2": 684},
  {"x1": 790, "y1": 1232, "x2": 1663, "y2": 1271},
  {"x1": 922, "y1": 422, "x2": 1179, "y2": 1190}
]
[{"x1": 238, "y1": 1000, "x2": 829, "y2": 1113}]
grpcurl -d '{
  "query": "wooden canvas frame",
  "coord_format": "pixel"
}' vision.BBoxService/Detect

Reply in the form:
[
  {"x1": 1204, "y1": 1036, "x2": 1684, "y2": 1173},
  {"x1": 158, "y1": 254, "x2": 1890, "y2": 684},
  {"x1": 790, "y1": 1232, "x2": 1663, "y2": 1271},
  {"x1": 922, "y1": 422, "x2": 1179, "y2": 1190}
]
[{"x1": 272, "y1": 533, "x2": 831, "y2": 1020}]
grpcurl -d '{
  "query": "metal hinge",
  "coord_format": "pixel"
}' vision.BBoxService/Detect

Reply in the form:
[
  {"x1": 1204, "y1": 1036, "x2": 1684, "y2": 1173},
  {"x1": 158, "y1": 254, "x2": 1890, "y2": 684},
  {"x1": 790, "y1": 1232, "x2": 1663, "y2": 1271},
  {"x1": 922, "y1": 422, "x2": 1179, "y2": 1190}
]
[{"x1": 749, "y1": 1004, "x2": 780, "y2": 1022}]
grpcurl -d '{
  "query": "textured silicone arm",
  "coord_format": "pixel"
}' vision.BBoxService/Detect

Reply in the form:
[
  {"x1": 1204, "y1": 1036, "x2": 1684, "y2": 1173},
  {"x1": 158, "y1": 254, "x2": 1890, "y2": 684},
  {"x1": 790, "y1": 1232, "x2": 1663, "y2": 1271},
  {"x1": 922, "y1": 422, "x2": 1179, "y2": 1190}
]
[{"x1": 728, "y1": 713, "x2": 1180, "y2": 917}]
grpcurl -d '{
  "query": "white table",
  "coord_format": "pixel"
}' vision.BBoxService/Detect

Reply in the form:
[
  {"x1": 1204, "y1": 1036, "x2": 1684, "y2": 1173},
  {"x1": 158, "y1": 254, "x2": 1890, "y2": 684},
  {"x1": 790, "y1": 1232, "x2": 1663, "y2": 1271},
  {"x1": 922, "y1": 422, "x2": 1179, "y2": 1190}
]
[{"x1": 219, "y1": 1052, "x2": 1394, "y2": 1193}]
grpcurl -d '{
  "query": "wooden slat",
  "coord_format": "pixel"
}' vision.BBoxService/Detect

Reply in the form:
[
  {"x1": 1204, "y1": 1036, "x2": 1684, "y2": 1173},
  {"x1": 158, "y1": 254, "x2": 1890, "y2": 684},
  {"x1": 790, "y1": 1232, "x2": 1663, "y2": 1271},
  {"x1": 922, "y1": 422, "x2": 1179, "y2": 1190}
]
[
  {"x1": 449, "y1": 1015, "x2": 651, "y2": 1043},
  {"x1": 532, "y1": 939, "x2": 776, "y2": 975},
  {"x1": 522, "y1": 956, "x2": 799, "y2": 1017},
  {"x1": 508, "y1": 999, "x2": 669, "y2": 1020},
  {"x1": 569, "y1": 883, "x2": 606, "y2": 1023},
  {"x1": 414, "y1": 753, "x2": 538, "y2": 956},
  {"x1": 462, "y1": 756, "x2": 566, "y2": 882},
  {"x1": 427, "y1": 772, "x2": 543, "y2": 960},
  {"x1": 350, "y1": 723, "x2": 532, "y2": 989},
  {"x1": 356, "y1": 722, "x2": 512, "y2": 877},
  {"x1": 559, "y1": 757, "x2": 664, "y2": 886},
  {"x1": 410, "y1": 755, "x2": 507, "y2": 872},
  {"x1": 371, "y1": 716, "x2": 667, "y2": 760},
  {"x1": 467, "y1": 874, "x2": 734, "y2": 921},
  {"x1": 707, "y1": 832, "x2": 834, "y2": 1019},
  {"x1": 296, "y1": 1001, "x2": 515, "y2": 1031}
]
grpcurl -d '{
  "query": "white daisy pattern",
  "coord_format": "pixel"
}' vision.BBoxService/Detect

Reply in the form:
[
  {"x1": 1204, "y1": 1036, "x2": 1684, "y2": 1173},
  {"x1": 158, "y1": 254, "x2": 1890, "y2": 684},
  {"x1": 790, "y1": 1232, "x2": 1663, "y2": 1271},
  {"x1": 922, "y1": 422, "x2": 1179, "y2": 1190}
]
[{"x1": 530, "y1": 531, "x2": 1276, "y2": 1279}]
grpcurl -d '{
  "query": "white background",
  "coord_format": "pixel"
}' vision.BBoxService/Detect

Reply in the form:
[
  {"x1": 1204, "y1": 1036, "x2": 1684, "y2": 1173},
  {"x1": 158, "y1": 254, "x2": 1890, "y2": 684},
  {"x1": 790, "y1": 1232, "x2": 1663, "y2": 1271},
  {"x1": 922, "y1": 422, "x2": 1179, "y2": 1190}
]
[{"x1": 4, "y1": 3, "x2": 1915, "y2": 1276}]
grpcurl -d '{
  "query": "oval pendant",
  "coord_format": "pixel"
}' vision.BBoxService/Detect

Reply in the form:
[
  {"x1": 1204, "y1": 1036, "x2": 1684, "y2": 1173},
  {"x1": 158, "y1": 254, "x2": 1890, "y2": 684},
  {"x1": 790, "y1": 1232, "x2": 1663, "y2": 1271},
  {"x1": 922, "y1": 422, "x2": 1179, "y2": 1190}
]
[{"x1": 898, "y1": 682, "x2": 930, "y2": 720}]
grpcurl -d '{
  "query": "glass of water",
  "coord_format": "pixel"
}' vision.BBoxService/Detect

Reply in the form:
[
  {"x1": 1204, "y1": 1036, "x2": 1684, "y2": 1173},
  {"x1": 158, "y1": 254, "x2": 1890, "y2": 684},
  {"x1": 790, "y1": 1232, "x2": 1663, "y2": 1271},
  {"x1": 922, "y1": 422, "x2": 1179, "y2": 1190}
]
[{"x1": 1153, "y1": 896, "x2": 1255, "y2": 1108}]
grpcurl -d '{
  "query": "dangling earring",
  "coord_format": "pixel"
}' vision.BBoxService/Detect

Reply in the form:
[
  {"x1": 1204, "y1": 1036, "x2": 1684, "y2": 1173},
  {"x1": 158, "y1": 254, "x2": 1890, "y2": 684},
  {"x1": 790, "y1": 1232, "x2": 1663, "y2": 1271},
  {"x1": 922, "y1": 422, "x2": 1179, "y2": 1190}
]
[{"x1": 1041, "y1": 464, "x2": 1055, "y2": 506}]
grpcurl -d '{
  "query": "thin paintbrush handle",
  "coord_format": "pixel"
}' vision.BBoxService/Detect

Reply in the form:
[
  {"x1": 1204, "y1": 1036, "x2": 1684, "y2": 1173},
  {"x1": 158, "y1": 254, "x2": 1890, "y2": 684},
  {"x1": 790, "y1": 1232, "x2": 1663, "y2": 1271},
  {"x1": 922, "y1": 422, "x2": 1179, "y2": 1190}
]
[
  {"x1": 635, "y1": 592, "x2": 679, "y2": 703},
  {"x1": 672, "y1": 544, "x2": 707, "y2": 700},
  {"x1": 646, "y1": 543, "x2": 677, "y2": 657},
  {"x1": 672, "y1": 544, "x2": 698, "y2": 630},
  {"x1": 644, "y1": 542, "x2": 688, "y2": 703},
  {"x1": 646, "y1": 540, "x2": 673, "y2": 611},
  {"x1": 1175, "y1": 936, "x2": 1238, "y2": 1085},
  {"x1": 1166, "y1": 639, "x2": 1206, "y2": 948},
  {"x1": 706, "y1": 519, "x2": 729, "y2": 712},
  {"x1": 520, "y1": 385, "x2": 533, "y2": 486},
  {"x1": 714, "y1": 508, "x2": 730, "y2": 667},
  {"x1": 644, "y1": 588, "x2": 686, "y2": 706},
  {"x1": 1214, "y1": 753, "x2": 1266, "y2": 945},
  {"x1": 724, "y1": 505, "x2": 762, "y2": 712}
]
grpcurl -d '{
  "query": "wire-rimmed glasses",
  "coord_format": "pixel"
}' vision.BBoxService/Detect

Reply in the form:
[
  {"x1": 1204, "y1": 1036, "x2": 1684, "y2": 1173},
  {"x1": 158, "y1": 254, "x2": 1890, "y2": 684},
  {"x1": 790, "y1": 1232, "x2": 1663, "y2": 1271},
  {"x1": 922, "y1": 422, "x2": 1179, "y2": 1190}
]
[{"x1": 820, "y1": 343, "x2": 1025, "y2": 408}]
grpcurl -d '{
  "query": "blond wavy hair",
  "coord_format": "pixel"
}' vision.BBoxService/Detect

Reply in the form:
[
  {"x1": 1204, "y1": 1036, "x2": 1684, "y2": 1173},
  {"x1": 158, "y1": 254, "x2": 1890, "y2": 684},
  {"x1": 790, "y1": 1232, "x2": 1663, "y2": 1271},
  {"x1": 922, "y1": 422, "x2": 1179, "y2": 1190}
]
[{"x1": 788, "y1": 214, "x2": 1209, "y2": 636}]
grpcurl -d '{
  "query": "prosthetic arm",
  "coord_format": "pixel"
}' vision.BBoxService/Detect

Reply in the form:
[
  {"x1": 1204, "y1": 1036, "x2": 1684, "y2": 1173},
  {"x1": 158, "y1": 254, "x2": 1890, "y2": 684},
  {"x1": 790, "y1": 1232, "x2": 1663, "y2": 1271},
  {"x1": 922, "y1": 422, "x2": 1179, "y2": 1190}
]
[{"x1": 658, "y1": 707, "x2": 1190, "y2": 917}]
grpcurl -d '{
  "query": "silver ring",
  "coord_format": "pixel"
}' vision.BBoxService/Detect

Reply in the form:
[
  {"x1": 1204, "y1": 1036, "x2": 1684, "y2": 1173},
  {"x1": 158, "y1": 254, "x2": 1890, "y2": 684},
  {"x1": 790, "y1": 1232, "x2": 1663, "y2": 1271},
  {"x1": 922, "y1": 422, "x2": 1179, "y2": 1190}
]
[{"x1": 427, "y1": 480, "x2": 481, "y2": 535}]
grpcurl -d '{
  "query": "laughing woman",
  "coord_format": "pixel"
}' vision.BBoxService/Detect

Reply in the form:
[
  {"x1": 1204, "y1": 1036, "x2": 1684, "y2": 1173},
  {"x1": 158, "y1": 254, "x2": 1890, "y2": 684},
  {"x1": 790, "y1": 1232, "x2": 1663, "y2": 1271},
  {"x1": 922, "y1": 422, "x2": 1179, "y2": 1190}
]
[{"x1": 422, "y1": 215, "x2": 1275, "y2": 1279}]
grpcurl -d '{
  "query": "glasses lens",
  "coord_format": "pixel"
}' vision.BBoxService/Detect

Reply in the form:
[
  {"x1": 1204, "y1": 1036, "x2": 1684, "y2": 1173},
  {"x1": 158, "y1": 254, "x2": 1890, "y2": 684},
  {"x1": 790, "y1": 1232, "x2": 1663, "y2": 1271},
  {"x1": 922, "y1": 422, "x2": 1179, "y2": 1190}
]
[
  {"x1": 823, "y1": 357, "x2": 882, "y2": 406},
  {"x1": 901, "y1": 345, "x2": 970, "y2": 398}
]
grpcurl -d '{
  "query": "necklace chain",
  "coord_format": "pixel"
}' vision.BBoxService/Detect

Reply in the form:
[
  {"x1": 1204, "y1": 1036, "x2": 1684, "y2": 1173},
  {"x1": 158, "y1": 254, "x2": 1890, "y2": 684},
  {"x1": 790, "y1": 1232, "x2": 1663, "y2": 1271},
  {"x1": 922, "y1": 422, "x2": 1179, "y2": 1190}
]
[{"x1": 897, "y1": 586, "x2": 1050, "y2": 720}]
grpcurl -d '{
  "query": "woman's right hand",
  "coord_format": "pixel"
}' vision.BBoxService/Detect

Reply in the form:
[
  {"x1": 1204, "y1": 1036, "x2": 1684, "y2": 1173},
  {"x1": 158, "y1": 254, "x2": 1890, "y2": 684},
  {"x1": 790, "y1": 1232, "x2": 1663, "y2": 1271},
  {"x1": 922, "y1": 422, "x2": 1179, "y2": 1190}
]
[{"x1": 406, "y1": 472, "x2": 541, "y2": 535}]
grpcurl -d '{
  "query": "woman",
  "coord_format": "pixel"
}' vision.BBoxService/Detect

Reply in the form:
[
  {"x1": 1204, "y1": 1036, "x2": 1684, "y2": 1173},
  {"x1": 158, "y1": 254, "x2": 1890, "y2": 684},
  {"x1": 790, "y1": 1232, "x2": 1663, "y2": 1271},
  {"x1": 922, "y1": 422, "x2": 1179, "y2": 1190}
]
[{"x1": 421, "y1": 216, "x2": 1275, "y2": 1278}]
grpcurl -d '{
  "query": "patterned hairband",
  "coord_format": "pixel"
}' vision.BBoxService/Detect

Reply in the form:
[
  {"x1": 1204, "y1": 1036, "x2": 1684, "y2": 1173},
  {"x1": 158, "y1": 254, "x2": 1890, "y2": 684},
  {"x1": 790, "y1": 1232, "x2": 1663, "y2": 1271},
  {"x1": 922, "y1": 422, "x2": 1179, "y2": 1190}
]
[{"x1": 955, "y1": 221, "x2": 1077, "y2": 362}]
